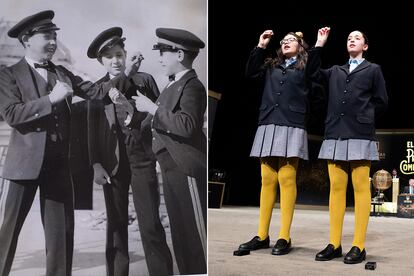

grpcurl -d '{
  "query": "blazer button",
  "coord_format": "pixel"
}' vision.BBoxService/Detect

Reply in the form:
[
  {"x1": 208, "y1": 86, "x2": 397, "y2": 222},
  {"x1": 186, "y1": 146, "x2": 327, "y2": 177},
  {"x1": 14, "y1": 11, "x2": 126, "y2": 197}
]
[
  {"x1": 344, "y1": 89, "x2": 348, "y2": 93},
  {"x1": 128, "y1": 127, "x2": 132, "y2": 130},
  {"x1": 275, "y1": 103, "x2": 279, "y2": 107},
  {"x1": 34, "y1": 113, "x2": 39, "y2": 117},
  {"x1": 167, "y1": 130, "x2": 171, "y2": 133},
  {"x1": 152, "y1": 137, "x2": 155, "y2": 140},
  {"x1": 342, "y1": 100, "x2": 346, "y2": 104},
  {"x1": 340, "y1": 113, "x2": 345, "y2": 116},
  {"x1": 282, "y1": 70, "x2": 286, "y2": 75},
  {"x1": 346, "y1": 79, "x2": 350, "y2": 83},
  {"x1": 36, "y1": 128, "x2": 41, "y2": 132},
  {"x1": 279, "y1": 80, "x2": 284, "y2": 85},
  {"x1": 276, "y1": 92, "x2": 281, "y2": 95}
]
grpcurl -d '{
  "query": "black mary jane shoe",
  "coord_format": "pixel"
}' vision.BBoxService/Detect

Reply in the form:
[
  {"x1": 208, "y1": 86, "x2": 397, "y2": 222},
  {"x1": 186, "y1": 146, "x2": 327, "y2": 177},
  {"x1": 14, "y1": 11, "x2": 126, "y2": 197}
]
[
  {"x1": 343, "y1": 246, "x2": 366, "y2": 264},
  {"x1": 271, "y1": 238, "x2": 291, "y2": 255},
  {"x1": 315, "y1": 244, "x2": 342, "y2": 261},
  {"x1": 238, "y1": 236, "x2": 270, "y2": 251}
]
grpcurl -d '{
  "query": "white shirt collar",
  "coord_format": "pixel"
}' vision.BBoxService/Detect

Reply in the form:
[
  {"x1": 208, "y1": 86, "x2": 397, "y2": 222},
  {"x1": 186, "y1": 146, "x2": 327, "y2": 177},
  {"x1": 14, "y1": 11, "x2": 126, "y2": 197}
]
[{"x1": 172, "y1": 69, "x2": 191, "y2": 82}]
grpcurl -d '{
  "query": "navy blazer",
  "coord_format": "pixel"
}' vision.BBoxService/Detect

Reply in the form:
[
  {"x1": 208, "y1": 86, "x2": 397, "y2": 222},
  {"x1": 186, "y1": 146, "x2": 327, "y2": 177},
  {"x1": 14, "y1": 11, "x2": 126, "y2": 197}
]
[
  {"x1": 307, "y1": 47, "x2": 388, "y2": 140},
  {"x1": 0, "y1": 58, "x2": 126, "y2": 180},
  {"x1": 246, "y1": 47, "x2": 311, "y2": 129},
  {"x1": 151, "y1": 69, "x2": 206, "y2": 178},
  {"x1": 88, "y1": 72, "x2": 159, "y2": 176}
]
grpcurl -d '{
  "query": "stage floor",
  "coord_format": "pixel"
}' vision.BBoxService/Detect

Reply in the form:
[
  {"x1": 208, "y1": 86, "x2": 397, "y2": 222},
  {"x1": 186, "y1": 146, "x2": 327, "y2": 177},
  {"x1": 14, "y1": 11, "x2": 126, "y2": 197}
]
[{"x1": 208, "y1": 206, "x2": 414, "y2": 276}]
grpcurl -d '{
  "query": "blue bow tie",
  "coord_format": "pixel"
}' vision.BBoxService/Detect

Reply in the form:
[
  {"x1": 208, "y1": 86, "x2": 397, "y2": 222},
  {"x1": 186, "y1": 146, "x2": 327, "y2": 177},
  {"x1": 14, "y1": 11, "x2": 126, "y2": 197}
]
[{"x1": 349, "y1": 59, "x2": 359, "y2": 65}]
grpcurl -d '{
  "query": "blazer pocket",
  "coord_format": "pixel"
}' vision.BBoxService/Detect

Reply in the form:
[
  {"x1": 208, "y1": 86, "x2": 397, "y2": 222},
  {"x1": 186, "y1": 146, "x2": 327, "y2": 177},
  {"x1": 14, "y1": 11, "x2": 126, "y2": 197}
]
[
  {"x1": 258, "y1": 104, "x2": 273, "y2": 121},
  {"x1": 288, "y1": 104, "x2": 306, "y2": 124},
  {"x1": 288, "y1": 104, "x2": 306, "y2": 113},
  {"x1": 356, "y1": 115, "x2": 373, "y2": 124}
]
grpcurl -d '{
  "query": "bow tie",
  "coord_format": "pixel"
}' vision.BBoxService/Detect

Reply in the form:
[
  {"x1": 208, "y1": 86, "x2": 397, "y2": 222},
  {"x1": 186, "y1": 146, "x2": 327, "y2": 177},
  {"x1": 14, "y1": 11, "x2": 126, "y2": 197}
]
[
  {"x1": 349, "y1": 59, "x2": 359, "y2": 65},
  {"x1": 168, "y1": 74, "x2": 175, "y2": 82},
  {"x1": 34, "y1": 62, "x2": 54, "y2": 71}
]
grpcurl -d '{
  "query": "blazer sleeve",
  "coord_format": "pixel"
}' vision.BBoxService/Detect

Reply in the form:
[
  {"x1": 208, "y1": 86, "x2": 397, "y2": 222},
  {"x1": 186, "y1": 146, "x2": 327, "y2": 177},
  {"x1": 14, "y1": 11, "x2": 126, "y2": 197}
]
[
  {"x1": 127, "y1": 73, "x2": 160, "y2": 128},
  {"x1": 306, "y1": 47, "x2": 331, "y2": 84},
  {"x1": 152, "y1": 80, "x2": 206, "y2": 138},
  {"x1": 245, "y1": 47, "x2": 268, "y2": 79},
  {"x1": 0, "y1": 68, "x2": 52, "y2": 127},
  {"x1": 58, "y1": 66, "x2": 128, "y2": 100},
  {"x1": 371, "y1": 65, "x2": 388, "y2": 117}
]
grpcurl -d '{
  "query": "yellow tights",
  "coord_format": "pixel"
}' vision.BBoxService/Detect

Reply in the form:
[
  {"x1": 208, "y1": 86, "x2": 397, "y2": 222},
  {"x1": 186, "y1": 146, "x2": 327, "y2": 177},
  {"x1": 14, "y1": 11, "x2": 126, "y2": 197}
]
[
  {"x1": 257, "y1": 157, "x2": 298, "y2": 241},
  {"x1": 328, "y1": 160, "x2": 371, "y2": 251}
]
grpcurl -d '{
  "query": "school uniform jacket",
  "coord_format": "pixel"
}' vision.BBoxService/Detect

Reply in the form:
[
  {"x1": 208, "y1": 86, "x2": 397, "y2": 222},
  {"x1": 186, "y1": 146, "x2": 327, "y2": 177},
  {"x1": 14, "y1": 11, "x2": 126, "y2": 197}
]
[
  {"x1": 246, "y1": 47, "x2": 311, "y2": 129},
  {"x1": 0, "y1": 58, "x2": 126, "y2": 180},
  {"x1": 88, "y1": 72, "x2": 160, "y2": 176},
  {"x1": 307, "y1": 47, "x2": 388, "y2": 140},
  {"x1": 151, "y1": 69, "x2": 206, "y2": 178}
]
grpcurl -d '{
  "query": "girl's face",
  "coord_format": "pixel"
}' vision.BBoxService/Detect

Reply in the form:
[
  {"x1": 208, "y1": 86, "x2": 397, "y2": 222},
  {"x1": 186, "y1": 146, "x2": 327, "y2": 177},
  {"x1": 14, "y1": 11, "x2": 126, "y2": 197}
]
[
  {"x1": 347, "y1": 31, "x2": 368, "y2": 56},
  {"x1": 280, "y1": 34, "x2": 299, "y2": 58}
]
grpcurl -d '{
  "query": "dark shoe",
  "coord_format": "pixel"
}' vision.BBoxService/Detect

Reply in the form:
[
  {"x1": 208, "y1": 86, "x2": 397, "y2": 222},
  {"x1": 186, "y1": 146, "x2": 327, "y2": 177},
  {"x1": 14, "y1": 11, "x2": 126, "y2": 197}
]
[
  {"x1": 315, "y1": 244, "x2": 342, "y2": 261},
  {"x1": 271, "y1": 238, "x2": 291, "y2": 255},
  {"x1": 344, "y1": 246, "x2": 366, "y2": 264},
  {"x1": 238, "y1": 236, "x2": 270, "y2": 251}
]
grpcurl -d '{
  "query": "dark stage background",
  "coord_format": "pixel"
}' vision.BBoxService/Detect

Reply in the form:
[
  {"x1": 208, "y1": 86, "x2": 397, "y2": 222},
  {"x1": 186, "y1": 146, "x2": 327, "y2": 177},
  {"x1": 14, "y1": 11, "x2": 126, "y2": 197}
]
[{"x1": 208, "y1": 5, "x2": 413, "y2": 206}]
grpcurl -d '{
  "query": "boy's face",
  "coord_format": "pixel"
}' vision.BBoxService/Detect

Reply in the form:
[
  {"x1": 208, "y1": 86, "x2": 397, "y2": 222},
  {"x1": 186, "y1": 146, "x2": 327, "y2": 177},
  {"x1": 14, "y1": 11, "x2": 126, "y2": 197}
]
[
  {"x1": 158, "y1": 49, "x2": 179, "y2": 76},
  {"x1": 25, "y1": 31, "x2": 57, "y2": 61},
  {"x1": 99, "y1": 44, "x2": 126, "y2": 76},
  {"x1": 347, "y1": 31, "x2": 368, "y2": 56}
]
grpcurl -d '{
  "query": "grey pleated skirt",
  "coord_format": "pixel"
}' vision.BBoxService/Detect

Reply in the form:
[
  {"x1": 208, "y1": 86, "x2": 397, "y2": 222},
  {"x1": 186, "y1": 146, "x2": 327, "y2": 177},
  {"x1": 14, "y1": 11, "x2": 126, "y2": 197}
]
[
  {"x1": 250, "y1": 124, "x2": 309, "y2": 160},
  {"x1": 318, "y1": 139, "x2": 379, "y2": 161}
]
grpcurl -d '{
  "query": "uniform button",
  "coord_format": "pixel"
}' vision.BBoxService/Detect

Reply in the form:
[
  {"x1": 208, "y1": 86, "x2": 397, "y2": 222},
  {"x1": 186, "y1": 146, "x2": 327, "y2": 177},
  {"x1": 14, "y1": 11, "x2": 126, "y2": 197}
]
[
  {"x1": 151, "y1": 128, "x2": 154, "y2": 132},
  {"x1": 151, "y1": 119, "x2": 154, "y2": 123},
  {"x1": 279, "y1": 80, "x2": 284, "y2": 85},
  {"x1": 53, "y1": 106, "x2": 57, "y2": 110},
  {"x1": 340, "y1": 113, "x2": 345, "y2": 116},
  {"x1": 55, "y1": 123, "x2": 59, "y2": 127},
  {"x1": 342, "y1": 100, "x2": 346, "y2": 104},
  {"x1": 346, "y1": 79, "x2": 350, "y2": 83},
  {"x1": 35, "y1": 113, "x2": 39, "y2": 117},
  {"x1": 282, "y1": 70, "x2": 286, "y2": 75},
  {"x1": 275, "y1": 103, "x2": 279, "y2": 107},
  {"x1": 128, "y1": 127, "x2": 132, "y2": 130},
  {"x1": 113, "y1": 130, "x2": 117, "y2": 134},
  {"x1": 167, "y1": 130, "x2": 171, "y2": 133},
  {"x1": 344, "y1": 89, "x2": 348, "y2": 93},
  {"x1": 156, "y1": 101, "x2": 160, "y2": 105},
  {"x1": 276, "y1": 92, "x2": 281, "y2": 95},
  {"x1": 54, "y1": 115, "x2": 58, "y2": 119},
  {"x1": 152, "y1": 137, "x2": 155, "y2": 140},
  {"x1": 36, "y1": 128, "x2": 41, "y2": 132}
]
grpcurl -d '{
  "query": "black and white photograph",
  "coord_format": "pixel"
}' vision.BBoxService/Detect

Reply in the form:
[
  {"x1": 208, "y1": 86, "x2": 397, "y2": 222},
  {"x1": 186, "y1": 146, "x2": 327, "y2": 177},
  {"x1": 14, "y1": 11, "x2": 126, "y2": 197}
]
[{"x1": 0, "y1": 0, "x2": 206, "y2": 275}]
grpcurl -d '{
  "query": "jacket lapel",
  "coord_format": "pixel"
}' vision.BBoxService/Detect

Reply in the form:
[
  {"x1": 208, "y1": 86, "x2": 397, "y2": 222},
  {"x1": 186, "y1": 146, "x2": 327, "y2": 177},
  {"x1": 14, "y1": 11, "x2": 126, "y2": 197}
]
[
  {"x1": 349, "y1": 60, "x2": 370, "y2": 75},
  {"x1": 162, "y1": 69, "x2": 198, "y2": 108},
  {"x1": 12, "y1": 59, "x2": 42, "y2": 99},
  {"x1": 54, "y1": 63, "x2": 73, "y2": 112},
  {"x1": 98, "y1": 74, "x2": 117, "y2": 128}
]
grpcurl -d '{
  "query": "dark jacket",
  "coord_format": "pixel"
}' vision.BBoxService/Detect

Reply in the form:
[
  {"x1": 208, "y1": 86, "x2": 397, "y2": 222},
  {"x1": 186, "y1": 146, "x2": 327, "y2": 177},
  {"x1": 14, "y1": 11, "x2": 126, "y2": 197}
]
[
  {"x1": 0, "y1": 58, "x2": 126, "y2": 180},
  {"x1": 246, "y1": 47, "x2": 311, "y2": 129},
  {"x1": 307, "y1": 47, "x2": 388, "y2": 140},
  {"x1": 88, "y1": 72, "x2": 160, "y2": 176},
  {"x1": 151, "y1": 69, "x2": 206, "y2": 178}
]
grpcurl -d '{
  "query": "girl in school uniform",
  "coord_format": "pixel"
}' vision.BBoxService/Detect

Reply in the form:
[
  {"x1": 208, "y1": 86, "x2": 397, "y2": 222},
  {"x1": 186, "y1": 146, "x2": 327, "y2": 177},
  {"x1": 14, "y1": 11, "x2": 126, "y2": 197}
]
[
  {"x1": 308, "y1": 27, "x2": 388, "y2": 264},
  {"x1": 237, "y1": 30, "x2": 311, "y2": 255}
]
